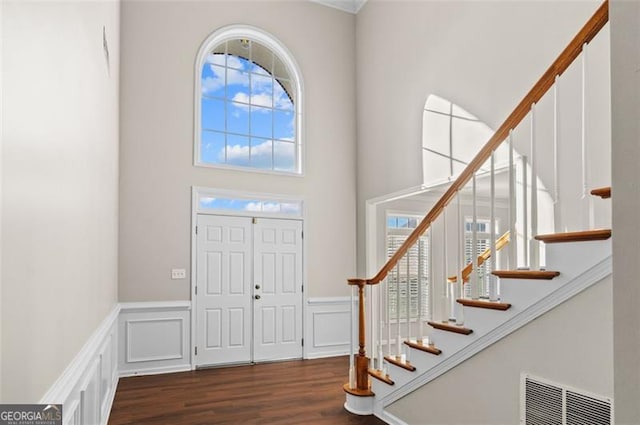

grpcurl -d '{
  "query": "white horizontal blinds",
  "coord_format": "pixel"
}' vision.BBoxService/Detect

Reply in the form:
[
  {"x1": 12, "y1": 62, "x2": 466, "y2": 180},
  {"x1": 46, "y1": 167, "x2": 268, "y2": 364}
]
[
  {"x1": 386, "y1": 215, "x2": 429, "y2": 321},
  {"x1": 464, "y1": 219, "x2": 493, "y2": 299}
]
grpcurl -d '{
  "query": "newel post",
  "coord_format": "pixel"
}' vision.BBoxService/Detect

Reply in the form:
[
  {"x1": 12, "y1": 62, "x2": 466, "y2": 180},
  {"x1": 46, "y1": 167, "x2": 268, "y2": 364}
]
[{"x1": 348, "y1": 278, "x2": 369, "y2": 391}]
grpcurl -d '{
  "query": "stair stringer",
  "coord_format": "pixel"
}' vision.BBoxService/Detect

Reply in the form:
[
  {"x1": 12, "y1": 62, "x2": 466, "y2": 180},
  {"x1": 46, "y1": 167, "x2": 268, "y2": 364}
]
[{"x1": 373, "y1": 239, "x2": 612, "y2": 420}]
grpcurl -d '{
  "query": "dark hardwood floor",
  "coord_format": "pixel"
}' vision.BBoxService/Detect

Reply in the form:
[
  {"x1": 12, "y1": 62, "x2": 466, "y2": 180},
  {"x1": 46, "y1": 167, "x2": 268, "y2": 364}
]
[{"x1": 108, "y1": 356, "x2": 386, "y2": 425}]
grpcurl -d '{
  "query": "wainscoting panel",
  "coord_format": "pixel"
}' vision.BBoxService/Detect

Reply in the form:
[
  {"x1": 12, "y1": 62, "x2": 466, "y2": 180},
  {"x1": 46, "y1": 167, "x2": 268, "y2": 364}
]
[
  {"x1": 118, "y1": 302, "x2": 191, "y2": 377},
  {"x1": 40, "y1": 304, "x2": 120, "y2": 425},
  {"x1": 304, "y1": 297, "x2": 353, "y2": 359}
]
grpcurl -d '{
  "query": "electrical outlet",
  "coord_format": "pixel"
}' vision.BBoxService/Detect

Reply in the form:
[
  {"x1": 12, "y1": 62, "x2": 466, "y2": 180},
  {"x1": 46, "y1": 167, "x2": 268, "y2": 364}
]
[{"x1": 171, "y1": 269, "x2": 186, "y2": 280}]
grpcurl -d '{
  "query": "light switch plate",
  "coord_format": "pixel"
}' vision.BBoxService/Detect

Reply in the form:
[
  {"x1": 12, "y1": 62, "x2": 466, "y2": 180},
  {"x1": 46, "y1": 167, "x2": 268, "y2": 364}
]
[{"x1": 171, "y1": 268, "x2": 186, "y2": 279}]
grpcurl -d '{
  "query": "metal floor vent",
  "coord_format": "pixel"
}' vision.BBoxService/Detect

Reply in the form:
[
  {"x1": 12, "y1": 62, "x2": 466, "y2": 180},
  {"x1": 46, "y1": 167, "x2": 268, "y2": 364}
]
[{"x1": 521, "y1": 374, "x2": 613, "y2": 425}]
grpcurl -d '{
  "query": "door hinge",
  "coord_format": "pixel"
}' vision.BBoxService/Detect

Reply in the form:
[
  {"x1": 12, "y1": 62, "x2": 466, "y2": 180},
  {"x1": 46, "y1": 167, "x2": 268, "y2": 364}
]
[
  {"x1": 195, "y1": 226, "x2": 198, "y2": 235},
  {"x1": 252, "y1": 217, "x2": 257, "y2": 224},
  {"x1": 195, "y1": 286, "x2": 198, "y2": 295},
  {"x1": 301, "y1": 230, "x2": 304, "y2": 239},
  {"x1": 301, "y1": 338, "x2": 304, "y2": 347},
  {"x1": 301, "y1": 284, "x2": 304, "y2": 293},
  {"x1": 195, "y1": 346, "x2": 198, "y2": 356}
]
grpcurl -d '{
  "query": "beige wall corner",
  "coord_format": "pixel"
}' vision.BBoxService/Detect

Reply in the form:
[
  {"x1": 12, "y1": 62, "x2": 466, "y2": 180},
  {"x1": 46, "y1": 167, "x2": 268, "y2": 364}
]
[
  {"x1": 1, "y1": 0, "x2": 120, "y2": 401},
  {"x1": 611, "y1": 0, "x2": 640, "y2": 422}
]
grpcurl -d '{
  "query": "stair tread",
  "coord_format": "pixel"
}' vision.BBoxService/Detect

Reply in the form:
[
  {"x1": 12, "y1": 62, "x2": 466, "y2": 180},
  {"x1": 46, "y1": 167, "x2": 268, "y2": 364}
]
[
  {"x1": 343, "y1": 383, "x2": 375, "y2": 397},
  {"x1": 535, "y1": 229, "x2": 611, "y2": 243},
  {"x1": 384, "y1": 356, "x2": 417, "y2": 372},
  {"x1": 492, "y1": 270, "x2": 560, "y2": 280},
  {"x1": 368, "y1": 368, "x2": 394, "y2": 385},
  {"x1": 404, "y1": 340, "x2": 442, "y2": 355},
  {"x1": 590, "y1": 186, "x2": 611, "y2": 199},
  {"x1": 427, "y1": 321, "x2": 473, "y2": 335},
  {"x1": 456, "y1": 298, "x2": 512, "y2": 311}
]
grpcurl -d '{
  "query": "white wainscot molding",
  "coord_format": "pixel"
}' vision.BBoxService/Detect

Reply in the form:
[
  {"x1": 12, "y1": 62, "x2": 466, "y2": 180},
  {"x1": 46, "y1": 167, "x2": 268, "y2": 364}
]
[
  {"x1": 304, "y1": 297, "x2": 353, "y2": 359},
  {"x1": 40, "y1": 305, "x2": 120, "y2": 425},
  {"x1": 118, "y1": 302, "x2": 192, "y2": 377}
]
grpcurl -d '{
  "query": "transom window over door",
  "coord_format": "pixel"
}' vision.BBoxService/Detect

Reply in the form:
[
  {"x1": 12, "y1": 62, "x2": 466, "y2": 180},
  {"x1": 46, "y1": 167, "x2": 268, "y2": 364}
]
[{"x1": 194, "y1": 25, "x2": 303, "y2": 174}]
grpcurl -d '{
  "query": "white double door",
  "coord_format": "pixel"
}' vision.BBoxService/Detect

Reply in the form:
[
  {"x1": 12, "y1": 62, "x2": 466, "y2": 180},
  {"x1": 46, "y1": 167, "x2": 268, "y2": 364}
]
[{"x1": 195, "y1": 214, "x2": 303, "y2": 367}]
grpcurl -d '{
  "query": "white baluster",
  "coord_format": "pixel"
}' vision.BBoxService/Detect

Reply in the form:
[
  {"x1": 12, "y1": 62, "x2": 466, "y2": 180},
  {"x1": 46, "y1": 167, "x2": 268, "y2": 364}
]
[
  {"x1": 521, "y1": 155, "x2": 529, "y2": 268},
  {"x1": 471, "y1": 174, "x2": 479, "y2": 299},
  {"x1": 429, "y1": 228, "x2": 435, "y2": 324},
  {"x1": 490, "y1": 151, "x2": 499, "y2": 301},
  {"x1": 379, "y1": 278, "x2": 384, "y2": 371},
  {"x1": 405, "y1": 253, "x2": 411, "y2": 346},
  {"x1": 553, "y1": 75, "x2": 562, "y2": 232},
  {"x1": 386, "y1": 273, "x2": 391, "y2": 358},
  {"x1": 581, "y1": 42, "x2": 595, "y2": 230},
  {"x1": 456, "y1": 192, "x2": 465, "y2": 325},
  {"x1": 418, "y1": 236, "x2": 423, "y2": 343},
  {"x1": 396, "y1": 264, "x2": 401, "y2": 358},
  {"x1": 369, "y1": 282, "x2": 374, "y2": 370},
  {"x1": 508, "y1": 131, "x2": 517, "y2": 269},
  {"x1": 530, "y1": 104, "x2": 540, "y2": 270},
  {"x1": 442, "y1": 208, "x2": 449, "y2": 323}
]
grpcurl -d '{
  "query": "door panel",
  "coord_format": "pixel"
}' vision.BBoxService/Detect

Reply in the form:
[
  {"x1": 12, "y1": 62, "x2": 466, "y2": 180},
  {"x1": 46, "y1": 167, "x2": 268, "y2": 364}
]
[
  {"x1": 196, "y1": 215, "x2": 252, "y2": 366},
  {"x1": 253, "y1": 218, "x2": 303, "y2": 362}
]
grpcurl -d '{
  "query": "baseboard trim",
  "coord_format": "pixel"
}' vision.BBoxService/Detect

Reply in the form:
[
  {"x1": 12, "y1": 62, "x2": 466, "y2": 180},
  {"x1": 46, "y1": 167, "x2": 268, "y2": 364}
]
[
  {"x1": 377, "y1": 409, "x2": 410, "y2": 425},
  {"x1": 119, "y1": 364, "x2": 192, "y2": 378}
]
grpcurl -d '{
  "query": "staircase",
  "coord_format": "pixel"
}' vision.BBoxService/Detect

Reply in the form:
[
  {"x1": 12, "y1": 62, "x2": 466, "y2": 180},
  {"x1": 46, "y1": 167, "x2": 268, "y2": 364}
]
[{"x1": 344, "y1": 2, "x2": 612, "y2": 422}]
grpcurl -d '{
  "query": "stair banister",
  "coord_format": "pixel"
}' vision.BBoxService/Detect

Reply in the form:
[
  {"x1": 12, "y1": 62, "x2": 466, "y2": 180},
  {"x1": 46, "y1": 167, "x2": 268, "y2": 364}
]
[{"x1": 345, "y1": 0, "x2": 609, "y2": 396}]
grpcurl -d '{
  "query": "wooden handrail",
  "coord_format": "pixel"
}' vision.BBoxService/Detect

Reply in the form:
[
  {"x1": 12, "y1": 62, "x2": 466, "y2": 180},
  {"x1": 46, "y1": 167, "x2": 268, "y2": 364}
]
[
  {"x1": 448, "y1": 231, "x2": 510, "y2": 283},
  {"x1": 364, "y1": 0, "x2": 608, "y2": 285}
]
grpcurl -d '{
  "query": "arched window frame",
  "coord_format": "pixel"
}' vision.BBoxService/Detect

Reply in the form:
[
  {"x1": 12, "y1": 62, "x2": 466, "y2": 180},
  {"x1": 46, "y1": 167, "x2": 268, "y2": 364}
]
[{"x1": 194, "y1": 25, "x2": 304, "y2": 175}]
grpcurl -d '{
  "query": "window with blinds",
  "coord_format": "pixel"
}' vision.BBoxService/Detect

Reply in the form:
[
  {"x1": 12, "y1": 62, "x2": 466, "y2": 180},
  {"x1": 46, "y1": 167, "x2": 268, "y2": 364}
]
[
  {"x1": 464, "y1": 218, "x2": 498, "y2": 298},
  {"x1": 386, "y1": 215, "x2": 429, "y2": 320}
]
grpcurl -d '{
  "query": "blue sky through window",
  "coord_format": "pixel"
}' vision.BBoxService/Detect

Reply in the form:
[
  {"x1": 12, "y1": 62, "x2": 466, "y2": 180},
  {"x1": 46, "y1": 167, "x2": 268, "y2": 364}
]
[{"x1": 200, "y1": 48, "x2": 297, "y2": 172}]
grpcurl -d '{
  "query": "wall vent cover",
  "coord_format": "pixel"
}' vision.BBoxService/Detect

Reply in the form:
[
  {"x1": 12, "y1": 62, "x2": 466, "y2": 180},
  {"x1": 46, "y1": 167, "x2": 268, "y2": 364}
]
[{"x1": 520, "y1": 374, "x2": 613, "y2": 425}]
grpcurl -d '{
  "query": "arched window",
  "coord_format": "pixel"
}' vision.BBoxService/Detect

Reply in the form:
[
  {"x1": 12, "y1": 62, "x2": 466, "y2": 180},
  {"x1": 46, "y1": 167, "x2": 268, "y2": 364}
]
[{"x1": 194, "y1": 25, "x2": 303, "y2": 174}]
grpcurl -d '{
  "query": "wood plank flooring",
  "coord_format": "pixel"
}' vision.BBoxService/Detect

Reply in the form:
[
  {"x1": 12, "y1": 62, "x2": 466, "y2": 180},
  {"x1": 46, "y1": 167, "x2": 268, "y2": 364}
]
[{"x1": 108, "y1": 356, "x2": 386, "y2": 425}]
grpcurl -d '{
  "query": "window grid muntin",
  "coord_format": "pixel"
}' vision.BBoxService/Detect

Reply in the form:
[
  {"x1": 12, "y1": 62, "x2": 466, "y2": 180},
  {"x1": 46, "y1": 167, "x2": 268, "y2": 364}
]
[{"x1": 200, "y1": 38, "x2": 298, "y2": 173}]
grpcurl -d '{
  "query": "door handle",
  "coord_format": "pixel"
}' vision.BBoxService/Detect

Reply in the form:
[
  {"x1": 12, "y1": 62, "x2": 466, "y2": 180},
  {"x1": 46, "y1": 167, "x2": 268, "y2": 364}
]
[
  {"x1": 255, "y1": 295, "x2": 261, "y2": 300},
  {"x1": 255, "y1": 284, "x2": 261, "y2": 290}
]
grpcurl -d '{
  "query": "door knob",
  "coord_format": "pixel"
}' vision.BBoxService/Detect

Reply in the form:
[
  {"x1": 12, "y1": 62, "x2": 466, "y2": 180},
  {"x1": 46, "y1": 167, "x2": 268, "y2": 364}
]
[
  {"x1": 255, "y1": 295, "x2": 261, "y2": 300},
  {"x1": 255, "y1": 284, "x2": 261, "y2": 290}
]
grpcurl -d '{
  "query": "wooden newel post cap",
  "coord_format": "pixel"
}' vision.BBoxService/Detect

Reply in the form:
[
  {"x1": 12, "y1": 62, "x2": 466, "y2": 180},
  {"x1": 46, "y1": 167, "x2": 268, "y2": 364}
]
[{"x1": 347, "y1": 278, "x2": 367, "y2": 286}]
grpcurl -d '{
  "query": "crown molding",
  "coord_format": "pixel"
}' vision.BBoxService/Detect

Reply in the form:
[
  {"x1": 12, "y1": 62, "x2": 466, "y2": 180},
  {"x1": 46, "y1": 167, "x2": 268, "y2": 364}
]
[{"x1": 310, "y1": 0, "x2": 368, "y2": 14}]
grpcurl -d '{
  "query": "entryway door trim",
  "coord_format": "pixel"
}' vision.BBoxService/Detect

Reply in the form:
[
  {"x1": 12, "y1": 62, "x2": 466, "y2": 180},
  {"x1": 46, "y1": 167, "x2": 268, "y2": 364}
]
[{"x1": 190, "y1": 186, "x2": 307, "y2": 369}]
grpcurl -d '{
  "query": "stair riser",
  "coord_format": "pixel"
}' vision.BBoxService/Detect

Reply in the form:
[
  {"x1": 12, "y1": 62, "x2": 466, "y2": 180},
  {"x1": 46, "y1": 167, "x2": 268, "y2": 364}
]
[{"x1": 544, "y1": 238, "x2": 612, "y2": 272}]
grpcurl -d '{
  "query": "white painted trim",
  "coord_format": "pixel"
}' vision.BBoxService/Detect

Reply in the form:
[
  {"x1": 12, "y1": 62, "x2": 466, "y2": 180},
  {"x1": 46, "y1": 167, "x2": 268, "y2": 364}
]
[
  {"x1": 378, "y1": 255, "x2": 613, "y2": 406},
  {"x1": 126, "y1": 318, "x2": 185, "y2": 363},
  {"x1": 40, "y1": 304, "x2": 120, "y2": 405},
  {"x1": 307, "y1": 296, "x2": 351, "y2": 305},
  {"x1": 304, "y1": 296, "x2": 352, "y2": 359},
  {"x1": 193, "y1": 24, "x2": 304, "y2": 176},
  {"x1": 191, "y1": 193, "x2": 307, "y2": 368},
  {"x1": 119, "y1": 302, "x2": 192, "y2": 377},
  {"x1": 377, "y1": 409, "x2": 410, "y2": 425},
  {"x1": 119, "y1": 365, "x2": 192, "y2": 378},
  {"x1": 120, "y1": 301, "x2": 191, "y2": 312},
  {"x1": 311, "y1": 0, "x2": 368, "y2": 15}
]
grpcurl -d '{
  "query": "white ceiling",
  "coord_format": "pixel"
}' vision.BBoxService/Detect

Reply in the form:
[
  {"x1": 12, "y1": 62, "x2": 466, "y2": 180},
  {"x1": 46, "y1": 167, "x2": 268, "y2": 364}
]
[{"x1": 310, "y1": 0, "x2": 368, "y2": 14}]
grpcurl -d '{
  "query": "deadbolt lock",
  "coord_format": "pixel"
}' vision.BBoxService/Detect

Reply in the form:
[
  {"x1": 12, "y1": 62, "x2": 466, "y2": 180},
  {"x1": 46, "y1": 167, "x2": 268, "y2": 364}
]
[{"x1": 255, "y1": 295, "x2": 261, "y2": 300}]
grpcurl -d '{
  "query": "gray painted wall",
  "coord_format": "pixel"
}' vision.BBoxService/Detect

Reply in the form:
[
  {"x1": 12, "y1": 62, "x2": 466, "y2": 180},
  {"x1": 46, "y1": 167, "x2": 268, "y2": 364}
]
[
  {"x1": 611, "y1": 0, "x2": 640, "y2": 422},
  {"x1": 1, "y1": 1, "x2": 120, "y2": 401},
  {"x1": 388, "y1": 277, "x2": 613, "y2": 425},
  {"x1": 119, "y1": 0, "x2": 357, "y2": 301}
]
